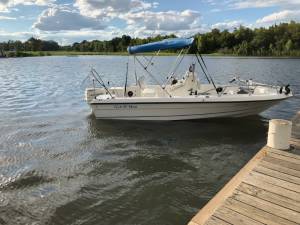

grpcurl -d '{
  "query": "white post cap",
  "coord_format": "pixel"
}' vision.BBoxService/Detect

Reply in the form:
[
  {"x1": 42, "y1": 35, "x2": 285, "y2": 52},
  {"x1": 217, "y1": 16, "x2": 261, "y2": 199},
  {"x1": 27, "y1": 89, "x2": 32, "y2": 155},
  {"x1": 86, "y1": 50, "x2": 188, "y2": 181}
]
[{"x1": 267, "y1": 119, "x2": 292, "y2": 150}]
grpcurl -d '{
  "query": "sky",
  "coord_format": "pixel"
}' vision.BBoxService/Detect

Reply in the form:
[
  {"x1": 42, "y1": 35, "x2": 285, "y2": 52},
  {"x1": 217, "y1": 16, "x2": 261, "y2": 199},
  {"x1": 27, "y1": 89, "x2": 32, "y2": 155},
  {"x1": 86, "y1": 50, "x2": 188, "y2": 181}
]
[{"x1": 0, "y1": 0, "x2": 299, "y2": 44}]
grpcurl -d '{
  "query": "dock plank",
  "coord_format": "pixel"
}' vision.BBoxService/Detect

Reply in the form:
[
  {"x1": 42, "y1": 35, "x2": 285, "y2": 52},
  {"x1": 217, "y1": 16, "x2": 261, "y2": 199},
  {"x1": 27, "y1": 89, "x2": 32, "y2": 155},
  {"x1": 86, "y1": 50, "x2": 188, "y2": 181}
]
[
  {"x1": 263, "y1": 156, "x2": 300, "y2": 171},
  {"x1": 237, "y1": 182, "x2": 300, "y2": 212},
  {"x1": 267, "y1": 147, "x2": 300, "y2": 160},
  {"x1": 253, "y1": 164, "x2": 300, "y2": 185},
  {"x1": 224, "y1": 198, "x2": 297, "y2": 225},
  {"x1": 213, "y1": 206, "x2": 264, "y2": 225},
  {"x1": 243, "y1": 173, "x2": 300, "y2": 201},
  {"x1": 232, "y1": 190, "x2": 300, "y2": 223},
  {"x1": 266, "y1": 152, "x2": 300, "y2": 165},
  {"x1": 204, "y1": 216, "x2": 231, "y2": 225},
  {"x1": 247, "y1": 171, "x2": 300, "y2": 193},
  {"x1": 258, "y1": 160, "x2": 300, "y2": 178}
]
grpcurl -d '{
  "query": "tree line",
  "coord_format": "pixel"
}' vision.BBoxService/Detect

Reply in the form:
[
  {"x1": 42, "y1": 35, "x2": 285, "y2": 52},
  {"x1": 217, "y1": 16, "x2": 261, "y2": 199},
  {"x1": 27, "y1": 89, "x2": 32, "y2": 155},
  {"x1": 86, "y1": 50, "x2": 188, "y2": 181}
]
[
  {"x1": 194, "y1": 21, "x2": 300, "y2": 56},
  {"x1": 0, "y1": 21, "x2": 299, "y2": 56}
]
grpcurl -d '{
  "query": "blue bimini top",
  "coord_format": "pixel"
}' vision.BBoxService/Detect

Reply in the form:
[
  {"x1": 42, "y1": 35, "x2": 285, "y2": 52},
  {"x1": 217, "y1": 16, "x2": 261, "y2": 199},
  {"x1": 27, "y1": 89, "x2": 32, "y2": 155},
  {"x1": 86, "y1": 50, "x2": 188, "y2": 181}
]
[{"x1": 127, "y1": 38, "x2": 194, "y2": 54}]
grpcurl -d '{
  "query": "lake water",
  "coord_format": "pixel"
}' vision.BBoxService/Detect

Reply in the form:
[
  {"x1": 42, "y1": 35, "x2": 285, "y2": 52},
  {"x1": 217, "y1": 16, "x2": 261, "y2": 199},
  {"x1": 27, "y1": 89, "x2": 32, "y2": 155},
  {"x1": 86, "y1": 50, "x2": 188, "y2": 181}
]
[{"x1": 0, "y1": 56, "x2": 299, "y2": 225}]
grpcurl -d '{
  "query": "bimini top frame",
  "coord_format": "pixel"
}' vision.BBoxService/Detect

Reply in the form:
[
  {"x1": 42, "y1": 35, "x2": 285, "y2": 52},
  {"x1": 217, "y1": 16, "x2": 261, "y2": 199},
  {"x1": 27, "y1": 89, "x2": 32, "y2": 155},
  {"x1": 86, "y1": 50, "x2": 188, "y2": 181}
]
[
  {"x1": 126, "y1": 38, "x2": 195, "y2": 97},
  {"x1": 126, "y1": 37, "x2": 221, "y2": 95}
]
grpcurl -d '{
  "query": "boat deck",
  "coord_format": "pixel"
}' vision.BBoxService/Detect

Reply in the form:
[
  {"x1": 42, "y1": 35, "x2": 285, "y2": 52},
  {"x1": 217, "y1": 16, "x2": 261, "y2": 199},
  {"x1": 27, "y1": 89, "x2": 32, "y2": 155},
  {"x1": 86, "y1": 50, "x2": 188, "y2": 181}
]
[{"x1": 188, "y1": 113, "x2": 300, "y2": 225}]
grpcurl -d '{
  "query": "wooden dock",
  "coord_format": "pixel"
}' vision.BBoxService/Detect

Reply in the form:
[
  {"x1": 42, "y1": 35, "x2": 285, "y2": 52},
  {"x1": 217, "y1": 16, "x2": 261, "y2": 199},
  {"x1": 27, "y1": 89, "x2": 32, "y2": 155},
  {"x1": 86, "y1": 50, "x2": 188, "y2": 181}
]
[{"x1": 188, "y1": 114, "x2": 300, "y2": 225}]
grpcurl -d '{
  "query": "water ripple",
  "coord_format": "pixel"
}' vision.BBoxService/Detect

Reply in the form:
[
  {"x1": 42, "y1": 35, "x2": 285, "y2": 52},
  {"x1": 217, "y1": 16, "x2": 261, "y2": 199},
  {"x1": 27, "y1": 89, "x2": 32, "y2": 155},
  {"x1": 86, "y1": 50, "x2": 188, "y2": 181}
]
[{"x1": 0, "y1": 56, "x2": 299, "y2": 225}]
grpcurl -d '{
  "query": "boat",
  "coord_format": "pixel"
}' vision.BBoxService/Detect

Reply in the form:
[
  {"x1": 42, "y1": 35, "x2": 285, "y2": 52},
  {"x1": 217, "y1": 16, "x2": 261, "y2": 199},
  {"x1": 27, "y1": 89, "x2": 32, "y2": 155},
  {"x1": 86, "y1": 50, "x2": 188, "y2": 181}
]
[{"x1": 85, "y1": 38, "x2": 292, "y2": 120}]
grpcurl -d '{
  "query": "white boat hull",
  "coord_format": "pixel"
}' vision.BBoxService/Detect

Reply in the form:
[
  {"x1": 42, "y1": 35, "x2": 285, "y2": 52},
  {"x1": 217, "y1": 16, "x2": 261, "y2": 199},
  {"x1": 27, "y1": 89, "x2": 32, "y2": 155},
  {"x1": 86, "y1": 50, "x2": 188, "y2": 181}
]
[{"x1": 90, "y1": 99, "x2": 282, "y2": 121}]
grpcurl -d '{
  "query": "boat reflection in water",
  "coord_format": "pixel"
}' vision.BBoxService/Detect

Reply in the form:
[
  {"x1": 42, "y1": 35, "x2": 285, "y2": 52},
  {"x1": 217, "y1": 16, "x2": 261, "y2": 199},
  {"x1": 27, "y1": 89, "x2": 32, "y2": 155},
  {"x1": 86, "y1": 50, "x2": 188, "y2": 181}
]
[{"x1": 87, "y1": 114, "x2": 268, "y2": 146}]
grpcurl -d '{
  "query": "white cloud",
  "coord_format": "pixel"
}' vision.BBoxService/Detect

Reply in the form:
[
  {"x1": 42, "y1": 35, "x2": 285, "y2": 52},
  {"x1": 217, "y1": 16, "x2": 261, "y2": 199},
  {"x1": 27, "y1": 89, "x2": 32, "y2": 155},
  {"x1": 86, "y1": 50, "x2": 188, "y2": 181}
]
[
  {"x1": 34, "y1": 0, "x2": 203, "y2": 39},
  {"x1": 204, "y1": 0, "x2": 300, "y2": 10},
  {"x1": 230, "y1": 0, "x2": 300, "y2": 9},
  {"x1": 74, "y1": 0, "x2": 154, "y2": 18},
  {"x1": 123, "y1": 10, "x2": 201, "y2": 31},
  {"x1": 39, "y1": 28, "x2": 118, "y2": 39},
  {"x1": 205, "y1": 0, "x2": 300, "y2": 28},
  {"x1": 256, "y1": 10, "x2": 300, "y2": 24},
  {"x1": 0, "y1": 27, "x2": 124, "y2": 44},
  {"x1": 33, "y1": 6, "x2": 106, "y2": 31},
  {"x1": 226, "y1": 1, "x2": 300, "y2": 27},
  {"x1": 127, "y1": 26, "x2": 207, "y2": 39},
  {"x1": 25, "y1": 0, "x2": 203, "y2": 42},
  {"x1": 0, "y1": 30, "x2": 33, "y2": 41},
  {"x1": 0, "y1": 0, "x2": 54, "y2": 12},
  {"x1": 15, "y1": 0, "x2": 54, "y2": 6},
  {"x1": 74, "y1": 0, "x2": 202, "y2": 35},
  {"x1": 0, "y1": 15, "x2": 15, "y2": 19},
  {"x1": 210, "y1": 8, "x2": 221, "y2": 13},
  {"x1": 211, "y1": 20, "x2": 244, "y2": 30},
  {"x1": 0, "y1": 18, "x2": 206, "y2": 45}
]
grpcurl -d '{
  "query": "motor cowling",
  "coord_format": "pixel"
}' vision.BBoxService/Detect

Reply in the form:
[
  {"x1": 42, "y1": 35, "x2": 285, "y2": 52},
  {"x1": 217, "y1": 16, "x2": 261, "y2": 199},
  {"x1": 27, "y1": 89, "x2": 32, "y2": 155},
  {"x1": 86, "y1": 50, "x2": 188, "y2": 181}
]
[{"x1": 285, "y1": 85, "x2": 291, "y2": 95}]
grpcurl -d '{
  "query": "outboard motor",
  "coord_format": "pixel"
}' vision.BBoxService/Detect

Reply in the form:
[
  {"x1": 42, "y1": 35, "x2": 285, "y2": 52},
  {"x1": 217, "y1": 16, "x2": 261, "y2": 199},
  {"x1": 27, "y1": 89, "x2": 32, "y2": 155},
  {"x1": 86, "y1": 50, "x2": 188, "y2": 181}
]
[{"x1": 285, "y1": 84, "x2": 291, "y2": 95}]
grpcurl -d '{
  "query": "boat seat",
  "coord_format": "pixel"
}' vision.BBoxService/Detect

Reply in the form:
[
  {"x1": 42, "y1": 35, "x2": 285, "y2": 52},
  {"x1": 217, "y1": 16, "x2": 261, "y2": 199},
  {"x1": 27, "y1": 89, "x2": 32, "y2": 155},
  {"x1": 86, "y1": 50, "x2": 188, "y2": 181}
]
[
  {"x1": 254, "y1": 87, "x2": 267, "y2": 94},
  {"x1": 169, "y1": 80, "x2": 185, "y2": 91},
  {"x1": 96, "y1": 94, "x2": 115, "y2": 100},
  {"x1": 142, "y1": 88, "x2": 157, "y2": 97}
]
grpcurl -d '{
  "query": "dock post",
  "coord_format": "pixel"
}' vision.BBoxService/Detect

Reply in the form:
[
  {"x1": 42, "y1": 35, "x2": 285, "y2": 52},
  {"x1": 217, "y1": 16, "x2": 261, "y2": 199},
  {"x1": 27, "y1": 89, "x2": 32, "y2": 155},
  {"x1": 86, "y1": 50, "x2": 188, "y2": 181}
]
[{"x1": 267, "y1": 119, "x2": 292, "y2": 150}]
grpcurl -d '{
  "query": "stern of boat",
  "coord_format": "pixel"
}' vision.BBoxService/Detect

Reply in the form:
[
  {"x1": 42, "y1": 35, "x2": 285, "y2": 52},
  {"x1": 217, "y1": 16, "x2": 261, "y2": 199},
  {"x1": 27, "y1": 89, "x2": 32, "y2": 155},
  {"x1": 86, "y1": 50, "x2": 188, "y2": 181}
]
[{"x1": 85, "y1": 87, "x2": 109, "y2": 104}]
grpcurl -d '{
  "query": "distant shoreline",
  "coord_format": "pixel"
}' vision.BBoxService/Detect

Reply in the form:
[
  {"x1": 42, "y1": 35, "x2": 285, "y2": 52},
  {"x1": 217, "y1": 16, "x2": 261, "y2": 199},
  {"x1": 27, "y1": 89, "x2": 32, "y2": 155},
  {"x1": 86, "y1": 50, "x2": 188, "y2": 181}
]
[{"x1": 2, "y1": 51, "x2": 300, "y2": 58}]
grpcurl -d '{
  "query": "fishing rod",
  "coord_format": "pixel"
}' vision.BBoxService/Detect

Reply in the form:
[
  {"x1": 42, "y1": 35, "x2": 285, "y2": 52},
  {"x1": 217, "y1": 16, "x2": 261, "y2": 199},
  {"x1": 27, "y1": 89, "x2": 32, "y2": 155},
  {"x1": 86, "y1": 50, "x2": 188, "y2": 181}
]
[{"x1": 90, "y1": 68, "x2": 113, "y2": 98}]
